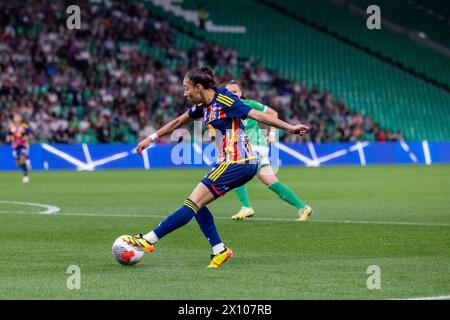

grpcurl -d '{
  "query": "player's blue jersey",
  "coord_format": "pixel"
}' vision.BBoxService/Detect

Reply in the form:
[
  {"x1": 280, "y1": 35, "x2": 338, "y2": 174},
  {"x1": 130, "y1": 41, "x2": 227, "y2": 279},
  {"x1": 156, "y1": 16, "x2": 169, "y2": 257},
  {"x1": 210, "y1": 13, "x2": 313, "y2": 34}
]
[
  {"x1": 8, "y1": 123, "x2": 32, "y2": 149},
  {"x1": 188, "y1": 87, "x2": 256, "y2": 163}
]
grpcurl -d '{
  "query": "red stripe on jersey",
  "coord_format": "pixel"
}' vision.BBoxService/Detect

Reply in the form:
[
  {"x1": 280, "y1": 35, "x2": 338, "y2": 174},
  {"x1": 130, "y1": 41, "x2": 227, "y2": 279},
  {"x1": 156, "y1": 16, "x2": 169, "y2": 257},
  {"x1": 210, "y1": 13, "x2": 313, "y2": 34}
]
[
  {"x1": 233, "y1": 119, "x2": 238, "y2": 162},
  {"x1": 223, "y1": 132, "x2": 228, "y2": 161},
  {"x1": 219, "y1": 108, "x2": 225, "y2": 119}
]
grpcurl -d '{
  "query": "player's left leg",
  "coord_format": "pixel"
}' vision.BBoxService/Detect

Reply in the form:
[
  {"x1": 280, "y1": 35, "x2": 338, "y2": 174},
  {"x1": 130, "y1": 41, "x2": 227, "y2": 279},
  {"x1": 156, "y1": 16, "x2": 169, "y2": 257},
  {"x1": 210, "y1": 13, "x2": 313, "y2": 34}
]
[
  {"x1": 195, "y1": 206, "x2": 233, "y2": 268},
  {"x1": 17, "y1": 152, "x2": 29, "y2": 183},
  {"x1": 136, "y1": 182, "x2": 216, "y2": 242},
  {"x1": 123, "y1": 182, "x2": 217, "y2": 253},
  {"x1": 149, "y1": 182, "x2": 216, "y2": 240},
  {"x1": 124, "y1": 161, "x2": 257, "y2": 268},
  {"x1": 200, "y1": 161, "x2": 258, "y2": 267},
  {"x1": 258, "y1": 165, "x2": 313, "y2": 221}
]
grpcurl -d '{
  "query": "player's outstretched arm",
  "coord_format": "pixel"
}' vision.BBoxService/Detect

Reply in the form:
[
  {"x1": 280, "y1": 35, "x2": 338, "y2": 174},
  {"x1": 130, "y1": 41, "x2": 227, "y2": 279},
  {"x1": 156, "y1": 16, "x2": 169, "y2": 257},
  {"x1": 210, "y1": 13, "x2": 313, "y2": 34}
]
[
  {"x1": 264, "y1": 106, "x2": 279, "y2": 144},
  {"x1": 136, "y1": 111, "x2": 193, "y2": 156},
  {"x1": 265, "y1": 106, "x2": 278, "y2": 118},
  {"x1": 247, "y1": 109, "x2": 309, "y2": 136}
]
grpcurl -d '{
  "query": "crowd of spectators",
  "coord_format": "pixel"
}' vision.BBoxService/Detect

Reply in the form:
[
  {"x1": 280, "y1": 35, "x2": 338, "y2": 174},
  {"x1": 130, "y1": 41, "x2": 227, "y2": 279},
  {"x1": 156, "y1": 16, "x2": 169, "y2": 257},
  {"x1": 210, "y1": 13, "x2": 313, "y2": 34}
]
[{"x1": 0, "y1": 0, "x2": 403, "y2": 145}]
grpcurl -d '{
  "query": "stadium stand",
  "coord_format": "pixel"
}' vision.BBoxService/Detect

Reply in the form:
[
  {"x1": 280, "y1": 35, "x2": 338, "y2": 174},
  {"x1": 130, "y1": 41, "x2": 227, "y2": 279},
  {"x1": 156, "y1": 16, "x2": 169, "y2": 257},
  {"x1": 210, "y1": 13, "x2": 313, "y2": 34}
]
[
  {"x1": 146, "y1": 0, "x2": 450, "y2": 141},
  {"x1": 1, "y1": 0, "x2": 449, "y2": 144},
  {"x1": 264, "y1": 0, "x2": 450, "y2": 88},
  {"x1": 349, "y1": 0, "x2": 450, "y2": 47},
  {"x1": 0, "y1": 0, "x2": 406, "y2": 144}
]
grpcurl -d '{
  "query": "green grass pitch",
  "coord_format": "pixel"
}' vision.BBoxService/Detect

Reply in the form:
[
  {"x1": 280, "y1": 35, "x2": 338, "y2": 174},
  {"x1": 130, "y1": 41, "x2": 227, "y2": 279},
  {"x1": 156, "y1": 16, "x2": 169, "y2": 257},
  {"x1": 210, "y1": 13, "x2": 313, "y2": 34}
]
[{"x1": 0, "y1": 165, "x2": 449, "y2": 299}]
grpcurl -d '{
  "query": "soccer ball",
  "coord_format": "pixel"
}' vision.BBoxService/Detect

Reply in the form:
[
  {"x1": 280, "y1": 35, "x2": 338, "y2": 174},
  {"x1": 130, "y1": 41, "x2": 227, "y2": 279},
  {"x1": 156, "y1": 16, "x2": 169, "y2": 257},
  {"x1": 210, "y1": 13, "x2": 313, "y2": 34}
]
[{"x1": 112, "y1": 235, "x2": 144, "y2": 266}]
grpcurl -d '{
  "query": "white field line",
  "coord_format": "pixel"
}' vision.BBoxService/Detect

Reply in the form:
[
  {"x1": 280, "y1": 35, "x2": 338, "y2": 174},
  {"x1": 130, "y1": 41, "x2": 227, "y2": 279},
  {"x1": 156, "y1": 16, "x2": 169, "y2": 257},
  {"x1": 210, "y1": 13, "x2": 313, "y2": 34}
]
[
  {"x1": 91, "y1": 152, "x2": 130, "y2": 167},
  {"x1": 1, "y1": 202, "x2": 447, "y2": 301},
  {"x1": 399, "y1": 140, "x2": 418, "y2": 163},
  {"x1": 422, "y1": 140, "x2": 432, "y2": 165},
  {"x1": 0, "y1": 209, "x2": 449, "y2": 227},
  {"x1": 0, "y1": 201, "x2": 60, "y2": 214},
  {"x1": 131, "y1": 143, "x2": 155, "y2": 170},
  {"x1": 274, "y1": 143, "x2": 315, "y2": 166},
  {"x1": 41, "y1": 143, "x2": 90, "y2": 171},
  {"x1": 355, "y1": 142, "x2": 367, "y2": 166},
  {"x1": 396, "y1": 295, "x2": 450, "y2": 300},
  {"x1": 82, "y1": 143, "x2": 94, "y2": 170},
  {"x1": 307, "y1": 142, "x2": 319, "y2": 165},
  {"x1": 142, "y1": 148, "x2": 150, "y2": 170}
]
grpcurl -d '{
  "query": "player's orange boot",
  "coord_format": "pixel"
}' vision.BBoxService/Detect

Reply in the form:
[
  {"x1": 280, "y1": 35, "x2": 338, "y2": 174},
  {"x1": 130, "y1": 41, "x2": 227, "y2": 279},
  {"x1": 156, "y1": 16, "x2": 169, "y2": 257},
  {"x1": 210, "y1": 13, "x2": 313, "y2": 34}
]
[
  {"x1": 122, "y1": 234, "x2": 155, "y2": 253},
  {"x1": 207, "y1": 247, "x2": 233, "y2": 269}
]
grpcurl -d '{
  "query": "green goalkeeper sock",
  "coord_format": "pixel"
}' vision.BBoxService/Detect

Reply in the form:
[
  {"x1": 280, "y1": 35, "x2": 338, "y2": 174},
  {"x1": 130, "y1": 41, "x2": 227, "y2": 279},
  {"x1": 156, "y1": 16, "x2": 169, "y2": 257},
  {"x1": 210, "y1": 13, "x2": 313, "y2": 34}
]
[
  {"x1": 234, "y1": 185, "x2": 252, "y2": 208},
  {"x1": 268, "y1": 181, "x2": 305, "y2": 209}
]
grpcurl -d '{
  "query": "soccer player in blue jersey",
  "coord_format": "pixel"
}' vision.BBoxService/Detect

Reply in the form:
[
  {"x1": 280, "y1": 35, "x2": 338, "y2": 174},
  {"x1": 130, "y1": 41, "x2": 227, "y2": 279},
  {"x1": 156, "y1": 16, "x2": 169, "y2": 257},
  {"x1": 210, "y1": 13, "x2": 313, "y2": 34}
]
[
  {"x1": 6, "y1": 114, "x2": 32, "y2": 183},
  {"x1": 124, "y1": 67, "x2": 309, "y2": 268}
]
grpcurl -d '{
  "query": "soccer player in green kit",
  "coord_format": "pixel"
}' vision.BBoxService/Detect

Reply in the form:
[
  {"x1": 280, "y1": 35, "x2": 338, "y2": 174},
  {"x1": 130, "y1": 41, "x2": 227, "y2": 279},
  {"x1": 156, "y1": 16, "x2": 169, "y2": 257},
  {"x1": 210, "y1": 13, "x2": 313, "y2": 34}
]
[{"x1": 225, "y1": 80, "x2": 313, "y2": 221}]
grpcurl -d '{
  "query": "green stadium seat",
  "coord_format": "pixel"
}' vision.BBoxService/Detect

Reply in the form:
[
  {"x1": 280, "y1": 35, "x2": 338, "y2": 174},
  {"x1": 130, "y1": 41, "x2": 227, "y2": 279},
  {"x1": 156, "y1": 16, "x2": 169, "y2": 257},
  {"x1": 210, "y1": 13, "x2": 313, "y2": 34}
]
[{"x1": 143, "y1": 0, "x2": 450, "y2": 141}]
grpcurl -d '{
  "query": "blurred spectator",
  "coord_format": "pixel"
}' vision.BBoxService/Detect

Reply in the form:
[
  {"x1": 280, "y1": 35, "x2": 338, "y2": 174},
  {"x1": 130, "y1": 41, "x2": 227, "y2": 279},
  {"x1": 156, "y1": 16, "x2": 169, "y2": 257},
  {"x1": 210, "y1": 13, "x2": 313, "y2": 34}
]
[
  {"x1": 0, "y1": 0, "x2": 399, "y2": 145},
  {"x1": 198, "y1": 5, "x2": 209, "y2": 30}
]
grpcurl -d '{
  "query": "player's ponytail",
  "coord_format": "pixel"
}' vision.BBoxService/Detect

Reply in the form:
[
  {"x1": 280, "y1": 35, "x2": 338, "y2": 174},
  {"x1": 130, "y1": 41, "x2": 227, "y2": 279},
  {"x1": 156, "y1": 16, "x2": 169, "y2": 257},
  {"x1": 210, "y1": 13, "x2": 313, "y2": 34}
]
[{"x1": 186, "y1": 67, "x2": 217, "y2": 90}]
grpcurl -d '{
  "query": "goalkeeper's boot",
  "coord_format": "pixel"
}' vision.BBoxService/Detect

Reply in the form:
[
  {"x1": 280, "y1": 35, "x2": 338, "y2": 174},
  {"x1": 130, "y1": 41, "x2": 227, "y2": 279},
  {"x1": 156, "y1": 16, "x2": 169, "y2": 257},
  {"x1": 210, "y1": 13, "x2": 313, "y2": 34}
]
[
  {"x1": 122, "y1": 234, "x2": 155, "y2": 253},
  {"x1": 297, "y1": 205, "x2": 313, "y2": 222},
  {"x1": 207, "y1": 247, "x2": 233, "y2": 269},
  {"x1": 231, "y1": 207, "x2": 255, "y2": 221}
]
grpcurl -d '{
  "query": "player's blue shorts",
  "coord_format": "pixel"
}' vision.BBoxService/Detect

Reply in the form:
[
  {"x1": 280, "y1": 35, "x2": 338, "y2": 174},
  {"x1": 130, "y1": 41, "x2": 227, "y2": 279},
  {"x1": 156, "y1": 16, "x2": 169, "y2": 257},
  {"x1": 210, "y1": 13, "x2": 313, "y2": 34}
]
[
  {"x1": 201, "y1": 160, "x2": 258, "y2": 198},
  {"x1": 13, "y1": 146, "x2": 29, "y2": 159}
]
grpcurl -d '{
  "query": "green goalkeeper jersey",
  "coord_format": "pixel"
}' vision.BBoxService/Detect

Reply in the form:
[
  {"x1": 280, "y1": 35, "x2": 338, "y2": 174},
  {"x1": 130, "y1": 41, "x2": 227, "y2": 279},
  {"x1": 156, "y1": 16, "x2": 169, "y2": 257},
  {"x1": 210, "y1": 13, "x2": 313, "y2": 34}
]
[{"x1": 242, "y1": 99, "x2": 268, "y2": 148}]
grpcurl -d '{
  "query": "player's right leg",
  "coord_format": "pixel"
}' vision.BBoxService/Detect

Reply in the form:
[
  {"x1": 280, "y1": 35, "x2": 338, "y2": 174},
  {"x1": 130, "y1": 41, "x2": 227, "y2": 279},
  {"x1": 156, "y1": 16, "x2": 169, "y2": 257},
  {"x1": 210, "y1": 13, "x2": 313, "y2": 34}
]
[{"x1": 15, "y1": 149, "x2": 29, "y2": 183}]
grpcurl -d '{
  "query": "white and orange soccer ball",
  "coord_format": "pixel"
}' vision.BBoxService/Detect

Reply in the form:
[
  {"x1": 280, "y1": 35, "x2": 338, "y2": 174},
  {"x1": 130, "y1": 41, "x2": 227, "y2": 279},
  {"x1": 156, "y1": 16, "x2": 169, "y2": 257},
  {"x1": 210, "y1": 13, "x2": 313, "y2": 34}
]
[{"x1": 112, "y1": 235, "x2": 144, "y2": 266}]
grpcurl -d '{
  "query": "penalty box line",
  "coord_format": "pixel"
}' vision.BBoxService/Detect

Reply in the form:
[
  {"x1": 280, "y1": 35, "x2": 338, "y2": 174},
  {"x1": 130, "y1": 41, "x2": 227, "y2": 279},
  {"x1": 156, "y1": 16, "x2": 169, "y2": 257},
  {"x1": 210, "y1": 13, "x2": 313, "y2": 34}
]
[
  {"x1": 393, "y1": 294, "x2": 450, "y2": 300},
  {"x1": 1, "y1": 210, "x2": 450, "y2": 228},
  {"x1": 1, "y1": 210, "x2": 448, "y2": 301}
]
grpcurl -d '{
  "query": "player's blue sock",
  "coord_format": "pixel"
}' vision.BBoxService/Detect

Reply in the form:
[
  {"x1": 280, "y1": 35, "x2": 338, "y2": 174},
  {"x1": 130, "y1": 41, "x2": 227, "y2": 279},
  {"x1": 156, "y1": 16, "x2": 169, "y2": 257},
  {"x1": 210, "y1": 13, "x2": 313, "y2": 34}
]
[
  {"x1": 195, "y1": 207, "x2": 222, "y2": 247},
  {"x1": 153, "y1": 199, "x2": 198, "y2": 239},
  {"x1": 21, "y1": 163, "x2": 28, "y2": 176}
]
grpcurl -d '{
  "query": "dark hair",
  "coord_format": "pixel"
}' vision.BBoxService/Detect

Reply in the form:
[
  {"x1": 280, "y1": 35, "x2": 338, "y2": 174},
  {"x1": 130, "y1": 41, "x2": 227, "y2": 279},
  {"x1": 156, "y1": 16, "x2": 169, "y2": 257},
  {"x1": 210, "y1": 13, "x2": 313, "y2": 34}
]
[
  {"x1": 185, "y1": 67, "x2": 217, "y2": 90},
  {"x1": 226, "y1": 79, "x2": 248, "y2": 99}
]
